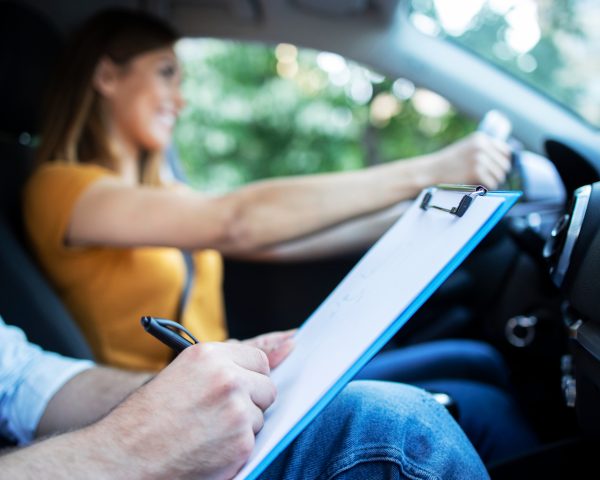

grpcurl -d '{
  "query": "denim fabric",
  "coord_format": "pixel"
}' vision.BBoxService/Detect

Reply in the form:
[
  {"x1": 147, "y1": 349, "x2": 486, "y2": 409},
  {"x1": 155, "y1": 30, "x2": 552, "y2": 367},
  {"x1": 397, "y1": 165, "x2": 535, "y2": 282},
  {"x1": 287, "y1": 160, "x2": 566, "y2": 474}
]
[
  {"x1": 262, "y1": 381, "x2": 489, "y2": 479},
  {"x1": 417, "y1": 379, "x2": 539, "y2": 465},
  {"x1": 355, "y1": 339, "x2": 509, "y2": 388},
  {"x1": 354, "y1": 340, "x2": 539, "y2": 464}
]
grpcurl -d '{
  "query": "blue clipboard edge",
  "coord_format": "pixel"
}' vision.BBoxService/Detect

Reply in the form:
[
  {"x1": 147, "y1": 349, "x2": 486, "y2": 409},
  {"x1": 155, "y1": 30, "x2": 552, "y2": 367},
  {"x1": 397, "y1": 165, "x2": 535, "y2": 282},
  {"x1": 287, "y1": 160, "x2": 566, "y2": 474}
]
[{"x1": 244, "y1": 191, "x2": 522, "y2": 480}]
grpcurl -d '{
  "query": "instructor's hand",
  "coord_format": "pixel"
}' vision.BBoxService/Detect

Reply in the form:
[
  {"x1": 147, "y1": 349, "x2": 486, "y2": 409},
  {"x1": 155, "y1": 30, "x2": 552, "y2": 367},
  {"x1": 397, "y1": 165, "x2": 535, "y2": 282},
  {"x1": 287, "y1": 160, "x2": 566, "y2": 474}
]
[
  {"x1": 99, "y1": 342, "x2": 276, "y2": 480},
  {"x1": 240, "y1": 330, "x2": 296, "y2": 369}
]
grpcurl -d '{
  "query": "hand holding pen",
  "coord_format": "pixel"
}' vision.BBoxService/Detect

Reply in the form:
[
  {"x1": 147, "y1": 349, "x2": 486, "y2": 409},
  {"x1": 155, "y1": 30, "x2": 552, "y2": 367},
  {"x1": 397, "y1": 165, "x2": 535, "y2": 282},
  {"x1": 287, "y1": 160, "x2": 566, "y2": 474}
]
[
  {"x1": 141, "y1": 316, "x2": 295, "y2": 368},
  {"x1": 132, "y1": 327, "x2": 278, "y2": 477}
]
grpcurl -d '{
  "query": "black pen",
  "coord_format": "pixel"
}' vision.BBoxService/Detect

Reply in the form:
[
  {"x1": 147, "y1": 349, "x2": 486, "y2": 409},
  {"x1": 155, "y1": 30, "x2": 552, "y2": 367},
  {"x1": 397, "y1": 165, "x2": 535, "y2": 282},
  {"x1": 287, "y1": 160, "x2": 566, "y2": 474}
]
[{"x1": 141, "y1": 316, "x2": 199, "y2": 354}]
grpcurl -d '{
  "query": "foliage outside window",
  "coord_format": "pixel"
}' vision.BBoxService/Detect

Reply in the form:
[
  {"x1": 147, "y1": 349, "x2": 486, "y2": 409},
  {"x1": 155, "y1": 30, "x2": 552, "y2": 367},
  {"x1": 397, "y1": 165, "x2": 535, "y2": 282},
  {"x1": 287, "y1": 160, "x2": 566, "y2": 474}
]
[
  {"x1": 174, "y1": 39, "x2": 475, "y2": 192},
  {"x1": 409, "y1": 0, "x2": 600, "y2": 128}
]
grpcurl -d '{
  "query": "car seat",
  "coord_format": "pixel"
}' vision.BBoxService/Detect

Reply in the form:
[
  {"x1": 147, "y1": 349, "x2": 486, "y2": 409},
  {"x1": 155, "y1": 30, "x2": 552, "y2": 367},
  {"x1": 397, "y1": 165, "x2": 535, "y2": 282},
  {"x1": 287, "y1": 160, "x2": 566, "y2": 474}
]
[{"x1": 0, "y1": 1, "x2": 93, "y2": 360}]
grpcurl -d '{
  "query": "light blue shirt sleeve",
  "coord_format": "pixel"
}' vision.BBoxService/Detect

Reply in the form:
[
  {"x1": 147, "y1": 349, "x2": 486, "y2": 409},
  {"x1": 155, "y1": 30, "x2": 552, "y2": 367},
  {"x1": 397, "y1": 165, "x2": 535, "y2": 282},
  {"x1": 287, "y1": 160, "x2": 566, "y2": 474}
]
[{"x1": 0, "y1": 317, "x2": 94, "y2": 444}]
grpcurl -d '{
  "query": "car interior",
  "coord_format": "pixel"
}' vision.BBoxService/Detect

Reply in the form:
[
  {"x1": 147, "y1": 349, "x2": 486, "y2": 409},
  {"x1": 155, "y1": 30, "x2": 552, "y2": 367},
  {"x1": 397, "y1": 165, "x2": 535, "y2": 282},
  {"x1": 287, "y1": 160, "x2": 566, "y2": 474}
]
[{"x1": 1, "y1": 1, "x2": 599, "y2": 478}]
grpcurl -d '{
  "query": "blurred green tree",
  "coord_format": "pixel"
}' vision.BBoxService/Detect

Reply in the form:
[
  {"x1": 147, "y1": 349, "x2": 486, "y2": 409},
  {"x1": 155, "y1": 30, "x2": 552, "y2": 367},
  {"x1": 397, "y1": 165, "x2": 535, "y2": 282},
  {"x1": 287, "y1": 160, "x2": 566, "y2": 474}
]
[
  {"x1": 174, "y1": 39, "x2": 475, "y2": 192},
  {"x1": 408, "y1": 0, "x2": 595, "y2": 125}
]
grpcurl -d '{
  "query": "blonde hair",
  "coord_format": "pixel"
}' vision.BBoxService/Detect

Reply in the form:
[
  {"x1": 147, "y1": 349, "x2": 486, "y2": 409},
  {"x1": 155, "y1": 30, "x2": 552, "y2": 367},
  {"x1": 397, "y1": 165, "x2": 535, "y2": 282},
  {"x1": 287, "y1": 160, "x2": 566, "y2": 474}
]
[{"x1": 36, "y1": 8, "x2": 179, "y2": 184}]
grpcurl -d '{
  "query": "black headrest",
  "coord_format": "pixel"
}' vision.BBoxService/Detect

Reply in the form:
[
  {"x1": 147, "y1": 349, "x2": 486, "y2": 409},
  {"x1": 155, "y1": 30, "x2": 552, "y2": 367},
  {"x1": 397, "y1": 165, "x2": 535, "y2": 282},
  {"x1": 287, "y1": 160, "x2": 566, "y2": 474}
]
[{"x1": 0, "y1": 1, "x2": 63, "y2": 136}]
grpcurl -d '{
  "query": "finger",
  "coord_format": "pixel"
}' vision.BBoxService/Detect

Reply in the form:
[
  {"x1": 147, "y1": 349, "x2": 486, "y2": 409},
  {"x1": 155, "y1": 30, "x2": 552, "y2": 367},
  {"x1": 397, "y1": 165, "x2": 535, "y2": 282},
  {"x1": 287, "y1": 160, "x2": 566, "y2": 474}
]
[
  {"x1": 489, "y1": 136, "x2": 512, "y2": 157},
  {"x1": 477, "y1": 169, "x2": 499, "y2": 190},
  {"x1": 249, "y1": 330, "x2": 296, "y2": 353},
  {"x1": 248, "y1": 331, "x2": 296, "y2": 368},
  {"x1": 488, "y1": 147, "x2": 512, "y2": 173},
  {"x1": 483, "y1": 138, "x2": 512, "y2": 172},
  {"x1": 271, "y1": 329, "x2": 297, "y2": 341},
  {"x1": 249, "y1": 402, "x2": 265, "y2": 434},
  {"x1": 266, "y1": 338, "x2": 295, "y2": 369},
  {"x1": 221, "y1": 343, "x2": 271, "y2": 376},
  {"x1": 474, "y1": 133, "x2": 511, "y2": 171},
  {"x1": 482, "y1": 154, "x2": 508, "y2": 184},
  {"x1": 231, "y1": 394, "x2": 265, "y2": 435},
  {"x1": 476, "y1": 131, "x2": 511, "y2": 155},
  {"x1": 242, "y1": 369, "x2": 277, "y2": 411}
]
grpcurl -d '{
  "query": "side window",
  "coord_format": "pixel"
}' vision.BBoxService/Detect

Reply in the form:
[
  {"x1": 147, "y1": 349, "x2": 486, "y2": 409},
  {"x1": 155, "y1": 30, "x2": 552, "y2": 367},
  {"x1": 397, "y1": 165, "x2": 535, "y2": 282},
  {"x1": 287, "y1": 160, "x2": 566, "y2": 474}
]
[{"x1": 174, "y1": 39, "x2": 476, "y2": 191}]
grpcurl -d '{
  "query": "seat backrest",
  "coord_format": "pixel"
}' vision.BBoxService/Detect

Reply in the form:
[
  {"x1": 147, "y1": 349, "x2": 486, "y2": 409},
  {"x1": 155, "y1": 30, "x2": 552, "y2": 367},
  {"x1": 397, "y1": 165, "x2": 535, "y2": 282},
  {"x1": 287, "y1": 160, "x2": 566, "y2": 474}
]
[
  {"x1": 0, "y1": 214, "x2": 94, "y2": 359},
  {"x1": 0, "y1": 1, "x2": 93, "y2": 360}
]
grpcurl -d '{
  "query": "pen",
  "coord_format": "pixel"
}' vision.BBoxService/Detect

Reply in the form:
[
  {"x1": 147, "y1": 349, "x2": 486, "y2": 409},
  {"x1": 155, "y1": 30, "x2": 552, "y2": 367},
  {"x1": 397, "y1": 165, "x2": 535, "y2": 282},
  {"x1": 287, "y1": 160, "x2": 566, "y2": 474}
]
[{"x1": 141, "y1": 316, "x2": 199, "y2": 354}]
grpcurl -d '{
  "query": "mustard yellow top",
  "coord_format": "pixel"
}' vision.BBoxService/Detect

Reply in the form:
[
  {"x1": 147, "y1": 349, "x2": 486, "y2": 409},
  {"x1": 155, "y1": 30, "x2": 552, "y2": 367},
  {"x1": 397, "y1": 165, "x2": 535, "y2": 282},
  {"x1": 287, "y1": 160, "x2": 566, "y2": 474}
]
[{"x1": 23, "y1": 163, "x2": 227, "y2": 371}]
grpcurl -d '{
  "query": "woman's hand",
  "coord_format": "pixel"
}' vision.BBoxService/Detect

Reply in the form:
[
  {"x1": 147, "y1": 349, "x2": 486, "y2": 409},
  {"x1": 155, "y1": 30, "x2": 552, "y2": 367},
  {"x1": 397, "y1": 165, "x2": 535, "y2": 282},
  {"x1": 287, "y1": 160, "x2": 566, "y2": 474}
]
[
  {"x1": 234, "y1": 330, "x2": 296, "y2": 369},
  {"x1": 425, "y1": 132, "x2": 512, "y2": 189}
]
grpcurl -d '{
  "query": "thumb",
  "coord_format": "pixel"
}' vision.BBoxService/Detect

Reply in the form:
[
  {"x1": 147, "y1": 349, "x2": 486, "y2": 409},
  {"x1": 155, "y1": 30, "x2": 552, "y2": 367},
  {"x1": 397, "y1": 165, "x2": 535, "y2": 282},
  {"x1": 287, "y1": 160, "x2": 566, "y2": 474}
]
[
  {"x1": 265, "y1": 336, "x2": 295, "y2": 369},
  {"x1": 246, "y1": 330, "x2": 296, "y2": 368}
]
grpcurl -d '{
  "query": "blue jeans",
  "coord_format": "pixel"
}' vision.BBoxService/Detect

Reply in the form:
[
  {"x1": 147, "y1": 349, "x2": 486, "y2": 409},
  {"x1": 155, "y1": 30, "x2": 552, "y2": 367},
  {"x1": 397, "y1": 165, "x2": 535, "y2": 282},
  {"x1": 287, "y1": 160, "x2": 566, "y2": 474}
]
[
  {"x1": 262, "y1": 381, "x2": 488, "y2": 479},
  {"x1": 417, "y1": 379, "x2": 538, "y2": 464},
  {"x1": 355, "y1": 340, "x2": 509, "y2": 388},
  {"x1": 354, "y1": 340, "x2": 539, "y2": 464}
]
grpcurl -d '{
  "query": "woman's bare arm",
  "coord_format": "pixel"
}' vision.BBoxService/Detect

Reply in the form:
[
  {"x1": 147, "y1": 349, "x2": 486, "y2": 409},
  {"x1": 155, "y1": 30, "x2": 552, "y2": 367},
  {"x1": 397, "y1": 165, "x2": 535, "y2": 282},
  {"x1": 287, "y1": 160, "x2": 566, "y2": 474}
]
[
  {"x1": 68, "y1": 155, "x2": 425, "y2": 252},
  {"x1": 67, "y1": 132, "x2": 510, "y2": 254},
  {"x1": 231, "y1": 201, "x2": 412, "y2": 262}
]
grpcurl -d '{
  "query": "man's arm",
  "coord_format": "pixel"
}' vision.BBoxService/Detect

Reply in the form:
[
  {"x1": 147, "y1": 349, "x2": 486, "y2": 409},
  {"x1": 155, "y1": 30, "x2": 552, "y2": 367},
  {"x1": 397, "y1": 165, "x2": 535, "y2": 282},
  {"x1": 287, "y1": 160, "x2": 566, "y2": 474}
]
[
  {"x1": 37, "y1": 329, "x2": 295, "y2": 437},
  {"x1": 1, "y1": 342, "x2": 279, "y2": 480},
  {"x1": 0, "y1": 320, "x2": 95, "y2": 444},
  {"x1": 36, "y1": 367, "x2": 151, "y2": 438},
  {"x1": 1, "y1": 423, "x2": 127, "y2": 480}
]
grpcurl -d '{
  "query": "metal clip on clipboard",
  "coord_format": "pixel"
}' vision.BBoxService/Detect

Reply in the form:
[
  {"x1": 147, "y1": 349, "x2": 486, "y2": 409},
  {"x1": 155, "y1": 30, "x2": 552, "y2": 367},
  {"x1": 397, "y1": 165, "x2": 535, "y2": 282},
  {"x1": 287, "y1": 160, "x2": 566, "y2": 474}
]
[{"x1": 420, "y1": 184, "x2": 488, "y2": 217}]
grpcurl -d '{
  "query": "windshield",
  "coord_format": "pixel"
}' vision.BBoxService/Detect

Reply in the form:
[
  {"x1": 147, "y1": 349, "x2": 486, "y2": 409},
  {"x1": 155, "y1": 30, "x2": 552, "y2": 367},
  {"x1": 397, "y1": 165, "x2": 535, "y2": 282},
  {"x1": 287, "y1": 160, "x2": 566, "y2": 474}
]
[{"x1": 409, "y1": 0, "x2": 600, "y2": 128}]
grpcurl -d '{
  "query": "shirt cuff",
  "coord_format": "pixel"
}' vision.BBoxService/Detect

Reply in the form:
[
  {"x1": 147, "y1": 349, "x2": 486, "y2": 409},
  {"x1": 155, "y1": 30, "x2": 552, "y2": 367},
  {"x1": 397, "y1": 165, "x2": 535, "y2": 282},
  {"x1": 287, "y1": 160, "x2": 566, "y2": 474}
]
[{"x1": 10, "y1": 354, "x2": 94, "y2": 445}]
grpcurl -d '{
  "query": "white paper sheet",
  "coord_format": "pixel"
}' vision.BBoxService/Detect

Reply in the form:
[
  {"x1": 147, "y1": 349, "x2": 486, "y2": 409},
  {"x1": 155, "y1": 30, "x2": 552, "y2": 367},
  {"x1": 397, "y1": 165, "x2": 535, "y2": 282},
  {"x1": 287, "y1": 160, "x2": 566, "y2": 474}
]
[{"x1": 235, "y1": 189, "x2": 507, "y2": 480}]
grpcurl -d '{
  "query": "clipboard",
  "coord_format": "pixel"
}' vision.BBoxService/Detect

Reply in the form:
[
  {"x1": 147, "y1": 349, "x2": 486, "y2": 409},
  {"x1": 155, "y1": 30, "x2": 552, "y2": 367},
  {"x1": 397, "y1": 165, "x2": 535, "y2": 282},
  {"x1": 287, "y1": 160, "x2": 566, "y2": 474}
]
[{"x1": 235, "y1": 185, "x2": 521, "y2": 480}]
